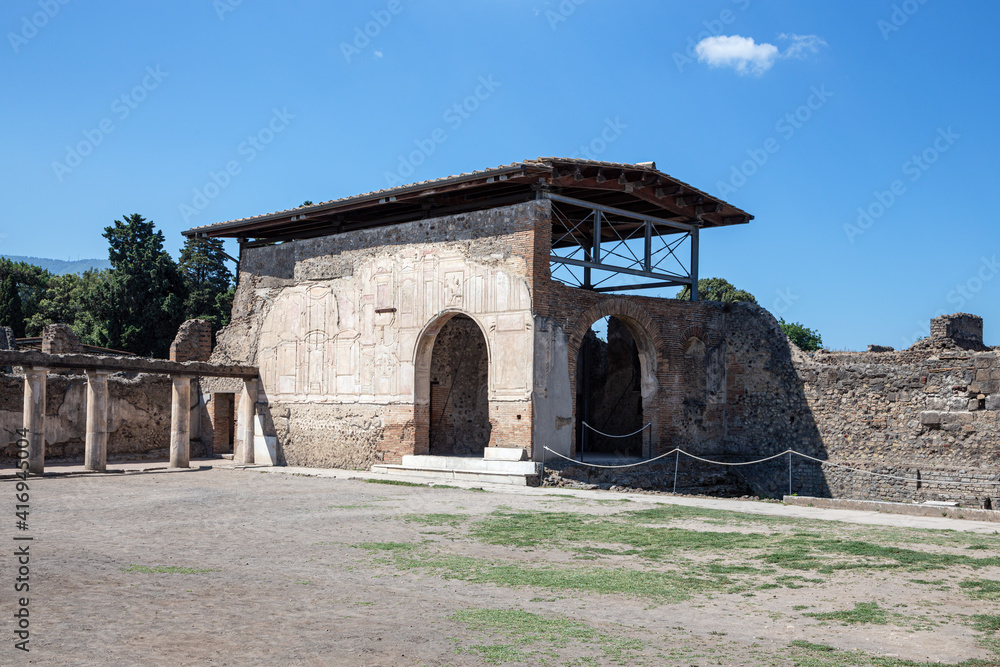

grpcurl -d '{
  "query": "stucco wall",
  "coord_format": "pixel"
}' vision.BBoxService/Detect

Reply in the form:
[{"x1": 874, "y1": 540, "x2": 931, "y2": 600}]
[{"x1": 212, "y1": 201, "x2": 546, "y2": 468}]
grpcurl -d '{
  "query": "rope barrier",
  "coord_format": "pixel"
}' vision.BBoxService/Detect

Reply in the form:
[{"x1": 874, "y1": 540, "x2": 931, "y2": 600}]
[
  {"x1": 581, "y1": 421, "x2": 651, "y2": 439},
  {"x1": 541, "y1": 446, "x2": 1000, "y2": 488},
  {"x1": 543, "y1": 446, "x2": 680, "y2": 469}
]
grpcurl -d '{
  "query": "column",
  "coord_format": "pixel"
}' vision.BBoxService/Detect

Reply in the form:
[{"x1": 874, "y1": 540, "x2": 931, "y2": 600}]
[
  {"x1": 84, "y1": 370, "x2": 110, "y2": 472},
  {"x1": 170, "y1": 376, "x2": 191, "y2": 468},
  {"x1": 22, "y1": 368, "x2": 47, "y2": 475},
  {"x1": 236, "y1": 379, "x2": 258, "y2": 465}
]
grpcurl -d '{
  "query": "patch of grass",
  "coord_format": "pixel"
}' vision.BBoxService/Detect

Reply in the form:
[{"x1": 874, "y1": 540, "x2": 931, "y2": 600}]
[
  {"x1": 403, "y1": 513, "x2": 467, "y2": 526},
  {"x1": 356, "y1": 541, "x2": 418, "y2": 552},
  {"x1": 451, "y1": 608, "x2": 645, "y2": 665},
  {"x1": 364, "y1": 478, "x2": 424, "y2": 487},
  {"x1": 971, "y1": 614, "x2": 1000, "y2": 634},
  {"x1": 960, "y1": 579, "x2": 1000, "y2": 601},
  {"x1": 805, "y1": 602, "x2": 889, "y2": 625},
  {"x1": 122, "y1": 564, "x2": 214, "y2": 575},
  {"x1": 790, "y1": 639, "x2": 836, "y2": 652},
  {"x1": 401, "y1": 554, "x2": 731, "y2": 602}
]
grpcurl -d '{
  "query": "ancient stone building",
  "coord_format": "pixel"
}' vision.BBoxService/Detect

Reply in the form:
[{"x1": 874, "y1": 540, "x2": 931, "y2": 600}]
[
  {"x1": 183, "y1": 158, "x2": 998, "y2": 506},
  {"x1": 185, "y1": 158, "x2": 788, "y2": 468}
]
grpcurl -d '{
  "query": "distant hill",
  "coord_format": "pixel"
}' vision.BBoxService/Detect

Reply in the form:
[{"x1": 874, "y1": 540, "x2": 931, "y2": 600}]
[{"x1": 1, "y1": 255, "x2": 111, "y2": 275}]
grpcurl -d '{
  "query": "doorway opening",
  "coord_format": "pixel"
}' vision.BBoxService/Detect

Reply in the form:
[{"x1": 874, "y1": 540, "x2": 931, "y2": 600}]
[
  {"x1": 428, "y1": 314, "x2": 491, "y2": 456},
  {"x1": 576, "y1": 316, "x2": 643, "y2": 459}
]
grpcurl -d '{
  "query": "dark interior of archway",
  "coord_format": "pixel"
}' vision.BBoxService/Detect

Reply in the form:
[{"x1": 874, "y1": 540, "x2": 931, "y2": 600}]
[
  {"x1": 576, "y1": 317, "x2": 643, "y2": 457},
  {"x1": 429, "y1": 314, "x2": 491, "y2": 456}
]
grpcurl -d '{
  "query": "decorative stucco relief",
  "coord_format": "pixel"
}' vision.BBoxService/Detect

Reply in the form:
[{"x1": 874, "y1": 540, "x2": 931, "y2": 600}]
[{"x1": 258, "y1": 245, "x2": 533, "y2": 404}]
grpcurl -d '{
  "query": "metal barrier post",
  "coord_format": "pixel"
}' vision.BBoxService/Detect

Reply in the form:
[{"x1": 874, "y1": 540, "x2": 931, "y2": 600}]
[{"x1": 673, "y1": 450, "x2": 679, "y2": 494}]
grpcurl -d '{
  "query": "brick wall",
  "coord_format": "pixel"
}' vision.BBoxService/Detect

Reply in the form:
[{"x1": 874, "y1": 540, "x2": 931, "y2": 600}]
[{"x1": 170, "y1": 319, "x2": 213, "y2": 362}]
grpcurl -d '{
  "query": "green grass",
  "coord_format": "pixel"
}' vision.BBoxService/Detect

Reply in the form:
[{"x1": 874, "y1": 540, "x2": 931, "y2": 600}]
[
  {"x1": 451, "y1": 608, "x2": 645, "y2": 665},
  {"x1": 396, "y1": 553, "x2": 737, "y2": 602},
  {"x1": 403, "y1": 513, "x2": 467, "y2": 526},
  {"x1": 464, "y1": 509, "x2": 1000, "y2": 582},
  {"x1": 356, "y1": 541, "x2": 418, "y2": 552},
  {"x1": 805, "y1": 602, "x2": 890, "y2": 625},
  {"x1": 363, "y1": 478, "x2": 425, "y2": 487},
  {"x1": 122, "y1": 564, "x2": 214, "y2": 575},
  {"x1": 960, "y1": 579, "x2": 1000, "y2": 601},
  {"x1": 971, "y1": 614, "x2": 1000, "y2": 634}
]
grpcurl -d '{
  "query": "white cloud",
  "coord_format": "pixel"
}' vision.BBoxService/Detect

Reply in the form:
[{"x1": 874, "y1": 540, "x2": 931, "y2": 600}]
[
  {"x1": 374, "y1": 50, "x2": 384, "y2": 58},
  {"x1": 696, "y1": 35, "x2": 779, "y2": 76},
  {"x1": 780, "y1": 33, "x2": 827, "y2": 60},
  {"x1": 695, "y1": 33, "x2": 825, "y2": 76}
]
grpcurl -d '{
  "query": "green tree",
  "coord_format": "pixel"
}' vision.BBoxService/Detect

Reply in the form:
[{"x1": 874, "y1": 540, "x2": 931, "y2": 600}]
[
  {"x1": 25, "y1": 269, "x2": 109, "y2": 343},
  {"x1": 676, "y1": 277, "x2": 757, "y2": 303},
  {"x1": 178, "y1": 237, "x2": 234, "y2": 331},
  {"x1": 0, "y1": 275, "x2": 24, "y2": 337},
  {"x1": 0, "y1": 258, "x2": 51, "y2": 337},
  {"x1": 97, "y1": 214, "x2": 187, "y2": 357},
  {"x1": 779, "y1": 318, "x2": 823, "y2": 351}
]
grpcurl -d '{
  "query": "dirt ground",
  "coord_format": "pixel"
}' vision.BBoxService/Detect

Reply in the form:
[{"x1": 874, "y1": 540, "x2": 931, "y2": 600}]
[{"x1": 3, "y1": 465, "x2": 999, "y2": 666}]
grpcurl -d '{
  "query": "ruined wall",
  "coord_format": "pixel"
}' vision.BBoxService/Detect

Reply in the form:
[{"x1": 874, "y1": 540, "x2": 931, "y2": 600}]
[
  {"x1": 212, "y1": 201, "x2": 547, "y2": 468},
  {"x1": 0, "y1": 372, "x2": 204, "y2": 462},
  {"x1": 792, "y1": 347, "x2": 1000, "y2": 506}
]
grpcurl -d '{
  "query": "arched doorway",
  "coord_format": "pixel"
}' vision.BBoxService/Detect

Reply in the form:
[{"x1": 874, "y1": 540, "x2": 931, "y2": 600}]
[
  {"x1": 426, "y1": 314, "x2": 491, "y2": 456},
  {"x1": 576, "y1": 316, "x2": 644, "y2": 458}
]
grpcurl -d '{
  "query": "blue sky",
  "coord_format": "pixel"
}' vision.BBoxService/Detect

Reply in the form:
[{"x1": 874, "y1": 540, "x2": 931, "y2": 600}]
[{"x1": 2, "y1": 0, "x2": 997, "y2": 350}]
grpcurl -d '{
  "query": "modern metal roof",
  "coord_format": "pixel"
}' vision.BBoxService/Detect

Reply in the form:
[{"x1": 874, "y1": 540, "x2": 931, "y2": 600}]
[{"x1": 181, "y1": 157, "x2": 753, "y2": 243}]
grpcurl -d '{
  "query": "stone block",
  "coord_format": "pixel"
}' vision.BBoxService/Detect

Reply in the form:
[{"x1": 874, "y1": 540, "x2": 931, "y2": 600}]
[
  {"x1": 484, "y1": 447, "x2": 527, "y2": 461},
  {"x1": 986, "y1": 395, "x2": 1000, "y2": 411},
  {"x1": 925, "y1": 397, "x2": 946, "y2": 410},
  {"x1": 919, "y1": 411, "x2": 941, "y2": 425}
]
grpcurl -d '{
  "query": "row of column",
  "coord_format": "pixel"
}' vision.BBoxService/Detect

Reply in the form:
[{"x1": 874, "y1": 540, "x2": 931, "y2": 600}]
[{"x1": 21, "y1": 367, "x2": 258, "y2": 474}]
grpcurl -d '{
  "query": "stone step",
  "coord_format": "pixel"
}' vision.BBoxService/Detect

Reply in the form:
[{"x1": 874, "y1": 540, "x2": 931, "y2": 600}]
[
  {"x1": 401, "y1": 455, "x2": 540, "y2": 475},
  {"x1": 371, "y1": 457, "x2": 542, "y2": 487}
]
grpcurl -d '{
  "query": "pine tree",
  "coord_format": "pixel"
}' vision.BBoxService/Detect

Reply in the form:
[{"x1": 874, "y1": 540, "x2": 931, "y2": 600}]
[
  {"x1": 97, "y1": 214, "x2": 187, "y2": 357},
  {"x1": 0, "y1": 275, "x2": 25, "y2": 337},
  {"x1": 178, "y1": 237, "x2": 234, "y2": 331}
]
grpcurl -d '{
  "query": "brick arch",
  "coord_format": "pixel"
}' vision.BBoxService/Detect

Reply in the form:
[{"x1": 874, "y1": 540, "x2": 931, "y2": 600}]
[
  {"x1": 568, "y1": 298, "x2": 662, "y2": 401},
  {"x1": 567, "y1": 298, "x2": 661, "y2": 457}
]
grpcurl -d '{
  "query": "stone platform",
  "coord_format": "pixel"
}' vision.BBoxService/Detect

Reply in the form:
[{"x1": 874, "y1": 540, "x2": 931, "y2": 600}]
[{"x1": 370, "y1": 454, "x2": 542, "y2": 486}]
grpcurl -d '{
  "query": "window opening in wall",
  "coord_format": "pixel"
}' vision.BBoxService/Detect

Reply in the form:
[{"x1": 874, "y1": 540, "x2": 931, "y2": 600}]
[
  {"x1": 429, "y1": 314, "x2": 491, "y2": 457},
  {"x1": 576, "y1": 316, "x2": 643, "y2": 461}
]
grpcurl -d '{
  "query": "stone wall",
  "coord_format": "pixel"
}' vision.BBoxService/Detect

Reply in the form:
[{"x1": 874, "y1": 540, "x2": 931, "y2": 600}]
[
  {"x1": 0, "y1": 372, "x2": 206, "y2": 463},
  {"x1": 41, "y1": 324, "x2": 83, "y2": 355},
  {"x1": 170, "y1": 319, "x2": 213, "y2": 362},
  {"x1": 790, "y1": 344, "x2": 999, "y2": 507}
]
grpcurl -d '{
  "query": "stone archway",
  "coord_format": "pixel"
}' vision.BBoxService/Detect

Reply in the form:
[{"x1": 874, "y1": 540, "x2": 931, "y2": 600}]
[
  {"x1": 567, "y1": 299, "x2": 661, "y2": 458},
  {"x1": 413, "y1": 311, "x2": 492, "y2": 457}
]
